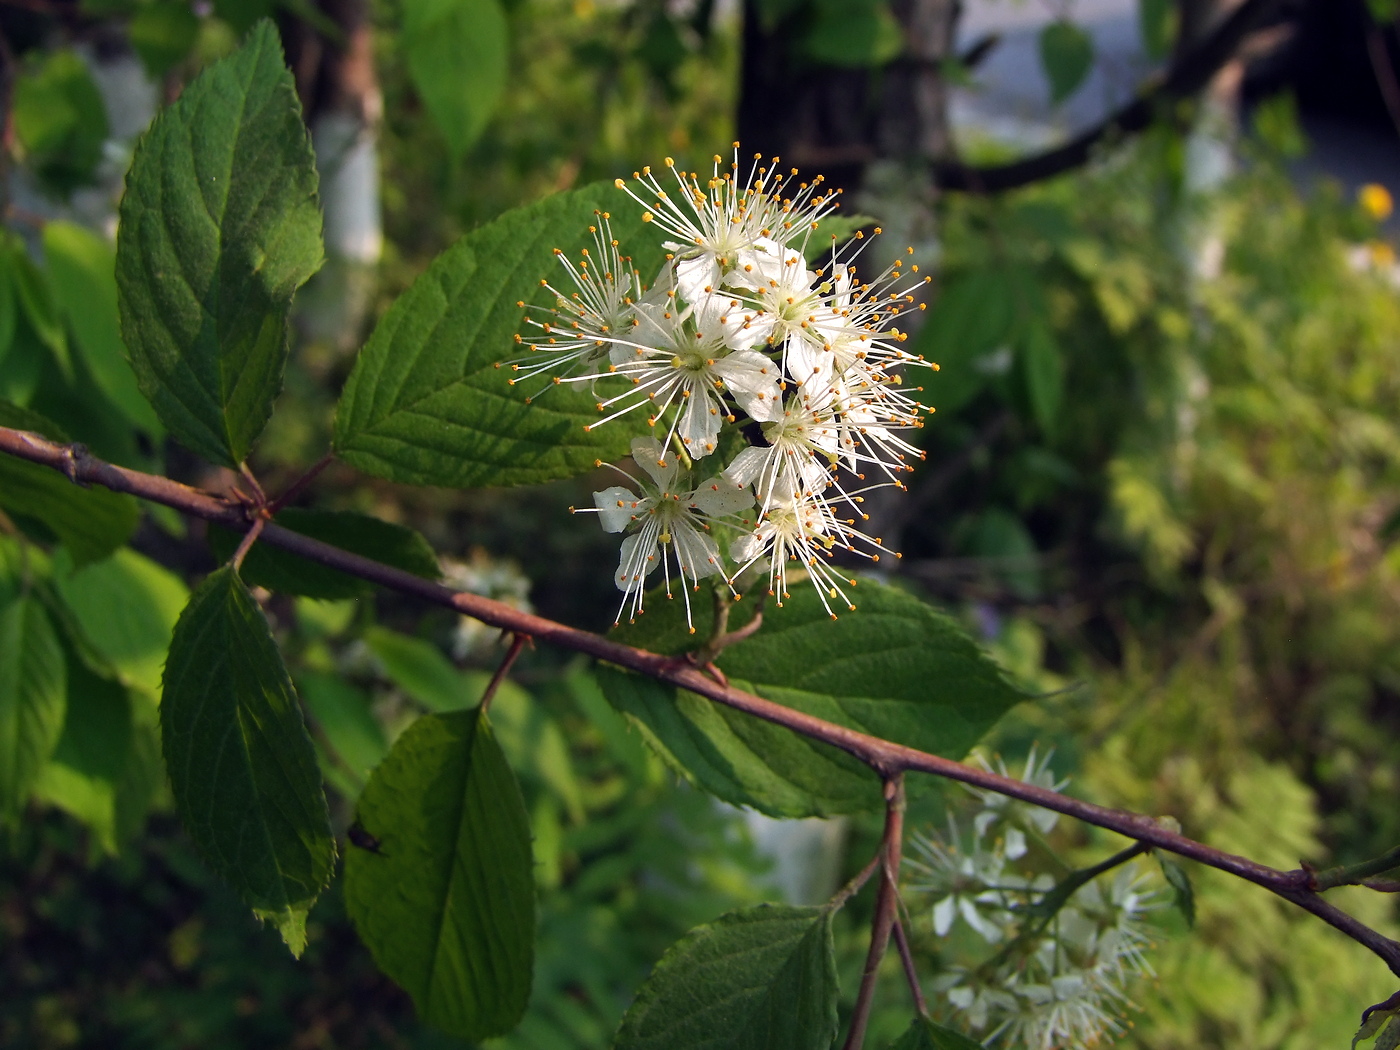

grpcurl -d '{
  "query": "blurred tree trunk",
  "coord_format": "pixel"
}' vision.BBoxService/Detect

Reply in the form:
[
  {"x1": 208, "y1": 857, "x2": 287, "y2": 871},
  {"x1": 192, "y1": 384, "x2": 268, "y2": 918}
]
[
  {"x1": 736, "y1": 0, "x2": 961, "y2": 196},
  {"x1": 284, "y1": 0, "x2": 383, "y2": 351}
]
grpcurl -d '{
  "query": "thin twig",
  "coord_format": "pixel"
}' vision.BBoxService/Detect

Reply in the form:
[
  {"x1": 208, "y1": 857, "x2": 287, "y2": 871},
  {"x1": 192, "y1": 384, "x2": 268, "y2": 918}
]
[
  {"x1": 932, "y1": 0, "x2": 1285, "y2": 191},
  {"x1": 229, "y1": 517, "x2": 266, "y2": 572},
  {"x1": 891, "y1": 918, "x2": 929, "y2": 1018},
  {"x1": 479, "y1": 633, "x2": 529, "y2": 714},
  {"x1": 1311, "y1": 845, "x2": 1400, "y2": 891},
  {"x1": 3, "y1": 425, "x2": 1400, "y2": 976},
  {"x1": 830, "y1": 851, "x2": 884, "y2": 911},
  {"x1": 268, "y1": 450, "x2": 336, "y2": 514},
  {"x1": 843, "y1": 775, "x2": 907, "y2": 1050},
  {"x1": 238, "y1": 463, "x2": 267, "y2": 506},
  {"x1": 1366, "y1": 23, "x2": 1400, "y2": 146}
]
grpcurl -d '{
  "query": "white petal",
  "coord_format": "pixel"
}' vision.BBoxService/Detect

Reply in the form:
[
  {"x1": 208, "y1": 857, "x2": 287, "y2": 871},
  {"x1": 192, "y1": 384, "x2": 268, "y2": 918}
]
[
  {"x1": 730, "y1": 525, "x2": 769, "y2": 566},
  {"x1": 675, "y1": 252, "x2": 721, "y2": 305},
  {"x1": 933, "y1": 896, "x2": 956, "y2": 937},
  {"x1": 1004, "y1": 827, "x2": 1027, "y2": 860},
  {"x1": 723, "y1": 445, "x2": 769, "y2": 489},
  {"x1": 689, "y1": 475, "x2": 754, "y2": 519},
  {"x1": 614, "y1": 530, "x2": 659, "y2": 592},
  {"x1": 713, "y1": 349, "x2": 783, "y2": 422},
  {"x1": 670, "y1": 522, "x2": 723, "y2": 580},
  {"x1": 593, "y1": 486, "x2": 642, "y2": 534},
  {"x1": 629, "y1": 437, "x2": 675, "y2": 490},
  {"x1": 676, "y1": 385, "x2": 723, "y2": 457}
]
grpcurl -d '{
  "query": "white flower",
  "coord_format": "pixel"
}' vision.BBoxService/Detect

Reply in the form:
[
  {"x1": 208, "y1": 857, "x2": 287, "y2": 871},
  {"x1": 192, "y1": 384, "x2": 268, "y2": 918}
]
[
  {"x1": 722, "y1": 237, "x2": 832, "y2": 373},
  {"x1": 1001, "y1": 972, "x2": 1123, "y2": 1050},
  {"x1": 503, "y1": 212, "x2": 643, "y2": 395},
  {"x1": 576, "y1": 437, "x2": 753, "y2": 628},
  {"x1": 726, "y1": 473, "x2": 895, "y2": 616},
  {"x1": 613, "y1": 148, "x2": 841, "y2": 304},
  {"x1": 968, "y1": 746, "x2": 1069, "y2": 860},
  {"x1": 591, "y1": 294, "x2": 783, "y2": 459},
  {"x1": 906, "y1": 821, "x2": 1014, "y2": 943},
  {"x1": 723, "y1": 392, "x2": 839, "y2": 510}
]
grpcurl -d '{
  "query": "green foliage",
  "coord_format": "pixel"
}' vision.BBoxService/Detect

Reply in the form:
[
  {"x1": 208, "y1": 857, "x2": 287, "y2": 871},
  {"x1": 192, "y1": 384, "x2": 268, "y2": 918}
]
[
  {"x1": 0, "y1": 596, "x2": 67, "y2": 824},
  {"x1": 0, "y1": 401, "x2": 140, "y2": 565},
  {"x1": 160, "y1": 567, "x2": 334, "y2": 955},
  {"x1": 403, "y1": 0, "x2": 509, "y2": 162},
  {"x1": 600, "y1": 579, "x2": 1027, "y2": 817},
  {"x1": 1156, "y1": 852, "x2": 1196, "y2": 928},
  {"x1": 208, "y1": 509, "x2": 440, "y2": 598},
  {"x1": 1366, "y1": 0, "x2": 1400, "y2": 23},
  {"x1": 129, "y1": 0, "x2": 202, "y2": 77},
  {"x1": 117, "y1": 20, "x2": 323, "y2": 467},
  {"x1": 42, "y1": 221, "x2": 162, "y2": 435},
  {"x1": 11, "y1": 49, "x2": 109, "y2": 196},
  {"x1": 345, "y1": 707, "x2": 535, "y2": 1040},
  {"x1": 799, "y1": 0, "x2": 904, "y2": 68},
  {"x1": 30, "y1": 655, "x2": 135, "y2": 856},
  {"x1": 334, "y1": 181, "x2": 664, "y2": 487},
  {"x1": 1038, "y1": 20, "x2": 1094, "y2": 104},
  {"x1": 890, "y1": 1017, "x2": 990, "y2": 1050},
  {"x1": 1355, "y1": 1005, "x2": 1400, "y2": 1050},
  {"x1": 613, "y1": 904, "x2": 838, "y2": 1050},
  {"x1": 52, "y1": 546, "x2": 189, "y2": 697},
  {"x1": 1138, "y1": 0, "x2": 1176, "y2": 60}
]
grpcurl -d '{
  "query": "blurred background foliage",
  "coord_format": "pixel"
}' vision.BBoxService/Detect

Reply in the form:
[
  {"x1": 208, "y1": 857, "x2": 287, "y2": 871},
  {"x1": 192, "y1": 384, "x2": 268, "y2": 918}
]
[{"x1": 2, "y1": 0, "x2": 1400, "y2": 1046}]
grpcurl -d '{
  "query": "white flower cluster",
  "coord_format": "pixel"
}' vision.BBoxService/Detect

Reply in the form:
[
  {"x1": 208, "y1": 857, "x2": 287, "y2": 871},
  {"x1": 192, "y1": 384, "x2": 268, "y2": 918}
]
[
  {"x1": 906, "y1": 749, "x2": 1160, "y2": 1050},
  {"x1": 504, "y1": 147, "x2": 936, "y2": 628}
]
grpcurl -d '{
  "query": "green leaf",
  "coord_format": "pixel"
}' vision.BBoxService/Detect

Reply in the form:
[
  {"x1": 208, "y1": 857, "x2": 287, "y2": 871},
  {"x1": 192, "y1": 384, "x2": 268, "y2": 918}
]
[
  {"x1": 1039, "y1": 20, "x2": 1094, "y2": 104},
  {"x1": 208, "y1": 509, "x2": 440, "y2": 598},
  {"x1": 42, "y1": 221, "x2": 162, "y2": 434},
  {"x1": 0, "y1": 247, "x2": 16, "y2": 357},
  {"x1": 800, "y1": 1, "x2": 904, "y2": 68},
  {"x1": 161, "y1": 566, "x2": 334, "y2": 955},
  {"x1": 0, "y1": 596, "x2": 67, "y2": 823},
  {"x1": 403, "y1": 0, "x2": 508, "y2": 162},
  {"x1": 1020, "y1": 321, "x2": 1064, "y2": 434},
  {"x1": 1156, "y1": 852, "x2": 1195, "y2": 928},
  {"x1": 10, "y1": 244, "x2": 70, "y2": 372},
  {"x1": 12, "y1": 49, "x2": 109, "y2": 196},
  {"x1": 117, "y1": 19, "x2": 323, "y2": 467},
  {"x1": 53, "y1": 547, "x2": 188, "y2": 695},
  {"x1": 32, "y1": 653, "x2": 133, "y2": 854},
  {"x1": 1368, "y1": 0, "x2": 1400, "y2": 22},
  {"x1": 214, "y1": 0, "x2": 275, "y2": 31},
  {"x1": 1355, "y1": 1008, "x2": 1400, "y2": 1050},
  {"x1": 964, "y1": 507, "x2": 1040, "y2": 600},
  {"x1": 614, "y1": 904, "x2": 838, "y2": 1050},
  {"x1": 364, "y1": 627, "x2": 476, "y2": 711},
  {"x1": 129, "y1": 0, "x2": 201, "y2": 77},
  {"x1": 889, "y1": 1017, "x2": 990, "y2": 1050},
  {"x1": 913, "y1": 269, "x2": 1015, "y2": 415},
  {"x1": 0, "y1": 401, "x2": 140, "y2": 566},
  {"x1": 598, "y1": 667, "x2": 876, "y2": 816},
  {"x1": 603, "y1": 579, "x2": 1026, "y2": 817},
  {"x1": 333, "y1": 181, "x2": 665, "y2": 488},
  {"x1": 1138, "y1": 0, "x2": 1176, "y2": 60},
  {"x1": 345, "y1": 707, "x2": 534, "y2": 1039},
  {"x1": 298, "y1": 670, "x2": 387, "y2": 784}
]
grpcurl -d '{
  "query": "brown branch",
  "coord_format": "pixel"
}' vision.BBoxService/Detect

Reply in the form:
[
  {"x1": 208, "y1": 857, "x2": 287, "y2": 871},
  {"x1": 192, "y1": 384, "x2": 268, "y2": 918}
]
[
  {"x1": 933, "y1": 0, "x2": 1286, "y2": 192},
  {"x1": 1366, "y1": 18, "x2": 1400, "y2": 148},
  {"x1": 268, "y1": 450, "x2": 335, "y2": 514},
  {"x1": 479, "y1": 632, "x2": 528, "y2": 713},
  {"x1": 843, "y1": 775, "x2": 906, "y2": 1050},
  {"x1": 891, "y1": 918, "x2": 929, "y2": 1018},
  {"x1": 4, "y1": 424, "x2": 1400, "y2": 976}
]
